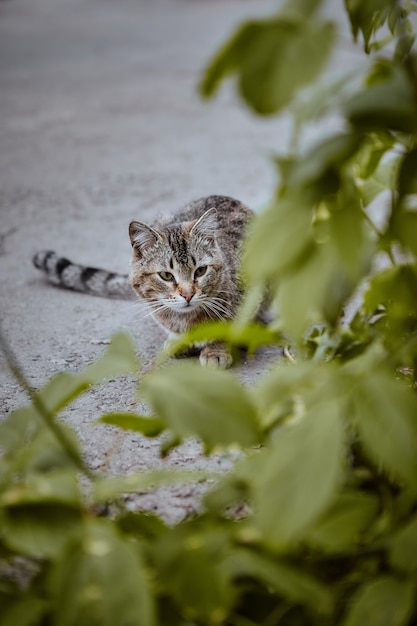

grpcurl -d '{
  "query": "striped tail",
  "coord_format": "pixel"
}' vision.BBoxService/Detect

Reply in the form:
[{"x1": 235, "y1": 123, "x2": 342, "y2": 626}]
[{"x1": 33, "y1": 250, "x2": 134, "y2": 299}]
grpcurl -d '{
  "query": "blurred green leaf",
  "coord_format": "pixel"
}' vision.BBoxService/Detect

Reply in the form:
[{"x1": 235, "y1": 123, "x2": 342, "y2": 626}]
[
  {"x1": 0, "y1": 470, "x2": 82, "y2": 558},
  {"x1": 0, "y1": 469, "x2": 80, "y2": 507},
  {"x1": 201, "y1": 17, "x2": 335, "y2": 115},
  {"x1": 353, "y1": 131, "x2": 395, "y2": 179},
  {"x1": 254, "y1": 361, "x2": 316, "y2": 430},
  {"x1": 277, "y1": 243, "x2": 335, "y2": 337},
  {"x1": 0, "y1": 406, "x2": 38, "y2": 456},
  {"x1": 14, "y1": 423, "x2": 81, "y2": 475},
  {"x1": 152, "y1": 523, "x2": 233, "y2": 623},
  {"x1": 342, "y1": 576, "x2": 414, "y2": 626},
  {"x1": 203, "y1": 474, "x2": 250, "y2": 515},
  {"x1": 344, "y1": 0, "x2": 396, "y2": 51},
  {"x1": 84, "y1": 331, "x2": 138, "y2": 381},
  {"x1": 226, "y1": 548, "x2": 333, "y2": 615},
  {"x1": 162, "y1": 321, "x2": 281, "y2": 360},
  {"x1": 356, "y1": 154, "x2": 400, "y2": 206},
  {"x1": 244, "y1": 196, "x2": 314, "y2": 283},
  {"x1": 0, "y1": 408, "x2": 83, "y2": 476},
  {"x1": 37, "y1": 331, "x2": 138, "y2": 415},
  {"x1": 288, "y1": 132, "x2": 362, "y2": 192},
  {"x1": 0, "y1": 595, "x2": 48, "y2": 626},
  {"x1": 116, "y1": 511, "x2": 168, "y2": 541},
  {"x1": 140, "y1": 362, "x2": 260, "y2": 451},
  {"x1": 92, "y1": 469, "x2": 211, "y2": 503},
  {"x1": 292, "y1": 69, "x2": 360, "y2": 133},
  {"x1": 329, "y1": 184, "x2": 373, "y2": 282},
  {"x1": 98, "y1": 413, "x2": 165, "y2": 437},
  {"x1": 247, "y1": 388, "x2": 345, "y2": 547},
  {"x1": 389, "y1": 514, "x2": 417, "y2": 572},
  {"x1": 397, "y1": 147, "x2": 417, "y2": 196},
  {"x1": 350, "y1": 368, "x2": 417, "y2": 487},
  {"x1": 48, "y1": 518, "x2": 155, "y2": 626},
  {"x1": 344, "y1": 64, "x2": 417, "y2": 132},
  {"x1": 305, "y1": 490, "x2": 379, "y2": 553},
  {"x1": 1, "y1": 504, "x2": 81, "y2": 559},
  {"x1": 391, "y1": 206, "x2": 417, "y2": 258},
  {"x1": 364, "y1": 265, "x2": 417, "y2": 337}
]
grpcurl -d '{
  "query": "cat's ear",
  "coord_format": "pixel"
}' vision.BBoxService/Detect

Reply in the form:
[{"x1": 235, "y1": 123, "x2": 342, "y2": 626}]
[
  {"x1": 129, "y1": 221, "x2": 161, "y2": 256},
  {"x1": 190, "y1": 208, "x2": 217, "y2": 239}
]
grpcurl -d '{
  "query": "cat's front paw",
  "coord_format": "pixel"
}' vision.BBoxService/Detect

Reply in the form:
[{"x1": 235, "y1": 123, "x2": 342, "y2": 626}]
[{"x1": 199, "y1": 344, "x2": 232, "y2": 369}]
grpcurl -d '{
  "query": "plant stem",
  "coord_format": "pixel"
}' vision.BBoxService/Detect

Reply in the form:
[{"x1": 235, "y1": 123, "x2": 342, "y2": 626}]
[{"x1": 0, "y1": 325, "x2": 94, "y2": 479}]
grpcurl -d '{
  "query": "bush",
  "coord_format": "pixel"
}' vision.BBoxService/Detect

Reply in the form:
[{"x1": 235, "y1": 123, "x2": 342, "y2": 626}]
[{"x1": 2, "y1": 0, "x2": 417, "y2": 624}]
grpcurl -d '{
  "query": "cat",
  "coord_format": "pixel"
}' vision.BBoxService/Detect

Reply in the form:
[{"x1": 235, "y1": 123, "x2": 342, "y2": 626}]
[{"x1": 33, "y1": 195, "x2": 255, "y2": 368}]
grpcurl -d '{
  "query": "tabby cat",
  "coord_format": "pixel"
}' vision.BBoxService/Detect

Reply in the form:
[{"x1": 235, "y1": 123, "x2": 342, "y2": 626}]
[{"x1": 33, "y1": 195, "x2": 253, "y2": 368}]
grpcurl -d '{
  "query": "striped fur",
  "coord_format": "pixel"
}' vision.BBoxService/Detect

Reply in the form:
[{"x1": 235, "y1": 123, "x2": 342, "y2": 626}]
[{"x1": 32, "y1": 250, "x2": 134, "y2": 298}]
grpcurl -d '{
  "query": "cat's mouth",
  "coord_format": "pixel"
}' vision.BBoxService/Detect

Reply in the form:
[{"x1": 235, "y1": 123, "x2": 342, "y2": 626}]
[{"x1": 178, "y1": 301, "x2": 198, "y2": 312}]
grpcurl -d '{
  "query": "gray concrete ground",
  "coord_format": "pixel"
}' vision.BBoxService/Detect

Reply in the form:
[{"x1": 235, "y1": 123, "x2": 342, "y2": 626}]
[{"x1": 0, "y1": 0, "x2": 358, "y2": 521}]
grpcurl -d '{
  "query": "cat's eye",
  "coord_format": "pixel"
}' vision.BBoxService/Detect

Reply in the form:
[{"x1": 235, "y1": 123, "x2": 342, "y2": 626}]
[
  {"x1": 158, "y1": 271, "x2": 175, "y2": 282},
  {"x1": 194, "y1": 266, "x2": 207, "y2": 279}
]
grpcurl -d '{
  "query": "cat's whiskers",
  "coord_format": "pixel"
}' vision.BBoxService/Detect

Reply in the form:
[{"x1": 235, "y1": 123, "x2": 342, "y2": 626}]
[
  {"x1": 132, "y1": 297, "x2": 176, "y2": 320},
  {"x1": 200, "y1": 301, "x2": 224, "y2": 321},
  {"x1": 203, "y1": 295, "x2": 232, "y2": 313},
  {"x1": 199, "y1": 295, "x2": 233, "y2": 320}
]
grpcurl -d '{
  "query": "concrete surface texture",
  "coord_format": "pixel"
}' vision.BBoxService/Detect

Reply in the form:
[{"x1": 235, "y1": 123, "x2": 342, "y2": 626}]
[{"x1": 0, "y1": 0, "x2": 357, "y2": 522}]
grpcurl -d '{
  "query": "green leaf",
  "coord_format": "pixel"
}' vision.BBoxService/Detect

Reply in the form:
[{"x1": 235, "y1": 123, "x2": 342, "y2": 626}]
[
  {"x1": 201, "y1": 17, "x2": 335, "y2": 115},
  {"x1": 292, "y1": 69, "x2": 359, "y2": 133},
  {"x1": 247, "y1": 390, "x2": 345, "y2": 547},
  {"x1": 98, "y1": 413, "x2": 165, "y2": 437},
  {"x1": 353, "y1": 131, "x2": 395, "y2": 180},
  {"x1": 276, "y1": 246, "x2": 320, "y2": 337},
  {"x1": 140, "y1": 362, "x2": 260, "y2": 451},
  {"x1": 0, "y1": 469, "x2": 80, "y2": 507},
  {"x1": 152, "y1": 523, "x2": 233, "y2": 623},
  {"x1": 0, "y1": 595, "x2": 48, "y2": 626},
  {"x1": 356, "y1": 155, "x2": 400, "y2": 206},
  {"x1": 0, "y1": 406, "x2": 38, "y2": 456},
  {"x1": 162, "y1": 321, "x2": 281, "y2": 360},
  {"x1": 278, "y1": 243, "x2": 341, "y2": 336},
  {"x1": 397, "y1": 147, "x2": 417, "y2": 196},
  {"x1": 84, "y1": 331, "x2": 138, "y2": 382},
  {"x1": 391, "y1": 206, "x2": 417, "y2": 258},
  {"x1": 1, "y1": 504, "x2": 81, "y2": 559},
  {"x1": 288, "y1": 132, "x2": 362, "y2": 191},
  {"x1": 0, "y1": 470, "x2": 82, "y2": 559},
  {"x1": 305, "y1": 491, "x2": 379, "y2": 553},
  {"x1": 344, "y1": 64, "x2": 417, "y2": 132},
  {"x1": 0, "y1": 409, "x2": 82, "y2": 474},
  {"x1": 344, "y1": 0, "x2": 396, "y2": 52},
  {"x1": 37, "y1": 331, "x2": 138, "y2": 415},
  {"x1": 226, "y1": 548, "x2": 333, "y2": 615},
  {"x1": 254, "y1": 361, "x2": 316, "y2": 430},
  {"x1": 92, "y1": 469, "x2": 211, "y2": 503},
  {"x1": 203, "y1": 474, "x2": 250, "y2": 514},
  {"x1": 116, "y1": 511, "x2": 168, "y2": 541},
  {"x1": 329, "y1": 185, "x2": 373, "y2": 283},
  {"x1": 363, "y1": 265, "x2": 417, "y2": 325},
  {"x1": 48, "y1": 518, "x2": 155, "y2": 626},
  {"x1": 244, "y1": 196, "x2": 313, "y2": 283},
  {"x1": 351, "y1": 368, "x2": 417, "y2": 487},
  {"x1": 342, "y1": 576, "x2": 414, "y2": 626},
  {"x1": 389, "y1": 514, "x2": 417, "y2": 572}
]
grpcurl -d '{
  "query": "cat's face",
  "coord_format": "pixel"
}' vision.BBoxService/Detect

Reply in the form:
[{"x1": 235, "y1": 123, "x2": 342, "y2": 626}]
[{"x1": 129, "y1": 209, "x2": 229, "y2": 321}]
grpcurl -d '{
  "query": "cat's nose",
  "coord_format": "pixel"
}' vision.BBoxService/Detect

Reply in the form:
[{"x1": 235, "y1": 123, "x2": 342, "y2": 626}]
[
  {"x1": 178, "y1": 286, "x2": 195, "y2": 303},
  {"x1": 178, "y1": 285, "x2": 195, "y2": 303}
]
